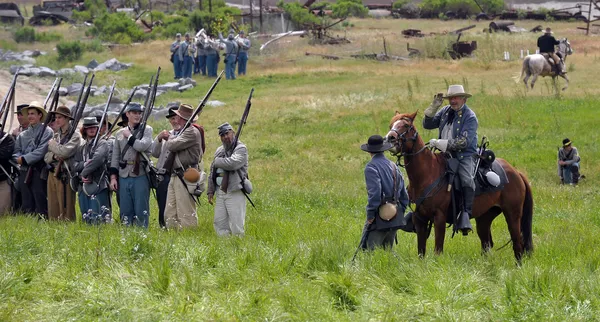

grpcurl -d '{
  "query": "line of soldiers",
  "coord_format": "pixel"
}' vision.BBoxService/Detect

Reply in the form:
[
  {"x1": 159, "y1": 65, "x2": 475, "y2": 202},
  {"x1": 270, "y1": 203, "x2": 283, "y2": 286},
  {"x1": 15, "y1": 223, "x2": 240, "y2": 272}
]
[
  {"x1": 170, "y1": 30, "x2": 251, "y2": 80},
  {"x1": 3, "y1": 101, "x2": 250, "y2": 236}
]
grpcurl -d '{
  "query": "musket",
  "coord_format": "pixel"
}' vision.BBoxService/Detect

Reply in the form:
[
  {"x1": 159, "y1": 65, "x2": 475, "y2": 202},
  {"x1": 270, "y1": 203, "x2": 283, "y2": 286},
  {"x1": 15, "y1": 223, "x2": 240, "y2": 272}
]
[
  {"x1": 352, "y1": 222, "x2": 372, "y2": 263},
  {"x1": 91, "y1": 81, "x2": 116, "y2": 155},
  {"x1": 177, "y1": 70, "x2": 225, "y2": 137},
  {"x1": 221, "y1": 87, "x2": 255, "y2": 208},
  {"x1": 42, "y1": 78, "x2": 59, "y2": 111},
  {"x1": 104, "y1": 86, "x2": 138, "y2": 139},
  {"x1": 0, "y1": 71, "x2": 20, "y2": 126}
]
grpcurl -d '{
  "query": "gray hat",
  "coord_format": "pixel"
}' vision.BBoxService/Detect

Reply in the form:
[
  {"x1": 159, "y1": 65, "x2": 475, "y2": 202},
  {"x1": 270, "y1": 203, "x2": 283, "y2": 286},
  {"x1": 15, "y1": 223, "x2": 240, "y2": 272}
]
[
  {"x1": 184, "y1": 32, "x2": 190, "y2": 37},
  {"x1": 218, "y1": 122, "x2": 234, "y2": 136},
  {"x1": 125, "y1": 102, "x2": 143, "y2": 113},
  {"x1": 82, "y1": 117, "x2": 99, "y2": 128},
  {"x1": 176, "y1": 33, "x2": 181, "y2": 37},
  {"x1": 239, "y1": 30, "x2": 245, "y2": 35}
]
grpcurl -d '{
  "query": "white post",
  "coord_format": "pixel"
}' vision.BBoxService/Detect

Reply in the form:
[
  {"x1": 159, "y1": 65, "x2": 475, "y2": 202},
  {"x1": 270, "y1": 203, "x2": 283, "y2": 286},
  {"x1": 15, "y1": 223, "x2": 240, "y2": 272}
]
[
  {"x1": 520, "y1": 49, "x2": 524, "y2": 59},
  {"x1": 507, "y1": 51, "x2": 510, "y2": 60},
  {"x1": 527, "y1": 50, "x2": 530, "y2": 56},
  {"x1": 535, "y1": 49, "x2": 539, "y2": 54}
]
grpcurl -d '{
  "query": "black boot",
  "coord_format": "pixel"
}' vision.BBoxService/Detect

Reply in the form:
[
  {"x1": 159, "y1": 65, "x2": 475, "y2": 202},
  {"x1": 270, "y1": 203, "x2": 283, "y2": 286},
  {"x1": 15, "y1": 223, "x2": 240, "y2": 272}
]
[
  {"x1": 571, "y1": 165, "x2": 580, "y2": 185},
  {"x1": 457, "y1": 188, "x2": 474, "y2": 236}
]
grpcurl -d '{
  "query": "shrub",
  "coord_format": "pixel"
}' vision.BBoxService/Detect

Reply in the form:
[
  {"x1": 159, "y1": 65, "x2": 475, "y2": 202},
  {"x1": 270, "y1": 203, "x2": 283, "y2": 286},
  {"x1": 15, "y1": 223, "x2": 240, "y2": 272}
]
[
  {"x1": 36, "y1": 31, "x2": 63, "y2": 42},
  {"x1": 88, "y1": 12, "x2": 147, "y2": 43},
  {"x1": 398, "y1": 3, "x2": 421, "y2": 18},
  {"x1": 420, "y1": 0, "x2": 504, "y2": 18},
  {"x1": 279, "y1": 1, "x2": 321, "y2": 27},
  {"x1": 13, "y1": 27, "x2": 36, "y2": 43},
  {"x1": 84, "y1": 39, "x2": 104, "y2": 52},
  {"x1": 56, "y1": 40, "x2": 84, "y2": 62},
  {"x1": 331, "y1": 0, "x2": 369, "y2": 18},
  {"x1": 392, "y1": 0, "x2": 409, "y2": 10}
]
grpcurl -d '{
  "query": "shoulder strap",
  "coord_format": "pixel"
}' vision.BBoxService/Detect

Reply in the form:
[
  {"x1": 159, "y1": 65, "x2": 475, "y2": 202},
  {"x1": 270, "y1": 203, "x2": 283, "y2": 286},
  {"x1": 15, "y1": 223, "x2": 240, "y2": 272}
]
[
  {"x1": 391, "y1": 161, "x2": 397, "y2": 202},
  {"x1": 192, "y1": 123, "x2": 205, "y2": 153}
]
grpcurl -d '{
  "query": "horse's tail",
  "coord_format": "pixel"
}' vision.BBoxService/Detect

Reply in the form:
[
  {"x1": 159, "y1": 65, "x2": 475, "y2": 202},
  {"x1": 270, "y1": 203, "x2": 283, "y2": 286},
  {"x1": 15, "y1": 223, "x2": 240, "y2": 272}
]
[
  {"x1": 519, "y1": 172, "x2": 534, "y2": 254},
  {"x1": 515, "y1": 57, "x2": 529, "y2": 83}
]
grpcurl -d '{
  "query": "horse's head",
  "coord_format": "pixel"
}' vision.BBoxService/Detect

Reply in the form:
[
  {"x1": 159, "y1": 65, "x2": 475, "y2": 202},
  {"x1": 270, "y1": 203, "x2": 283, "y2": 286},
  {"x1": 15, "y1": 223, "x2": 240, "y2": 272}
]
[
  {"x1": 386, "y1": 110, "x2": 419, "y2": 155},
  {"x1": 559, "y1": 38, "x2": 573, "y2": 57}
]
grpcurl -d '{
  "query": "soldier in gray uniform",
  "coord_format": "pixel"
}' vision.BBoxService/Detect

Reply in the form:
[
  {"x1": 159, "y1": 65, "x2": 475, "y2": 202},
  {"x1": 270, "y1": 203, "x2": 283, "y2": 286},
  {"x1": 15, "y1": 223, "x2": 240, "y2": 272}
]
[
  {"x1": 237, "y1": 30, "x2": 251, "y2": 76},
  {"x1": 194, "y1": 33, "x2": 207, "y2": 76},
  {"x1": 12, "y1": 101, "x2": 54, "y2": 218},
  {"x1": 151, "y1": 106, "x2": 178, "y2": 228},
  {"x1": 219, "y1": 30, "x2": 239, "y2": 80},
  {"x1": 11, "y1": 104, "x2": 30, "y2": 212},
  {"x1": 558, "y1": 138, "x2": 581, "y2": 185},
  {"x1": 109, "y1": 103, "x2": 153, "y2": 228},
  {"x1": 208, "y1": 122, "x2": 249, "y2": 236},
  {"x1": 71, "y1": 117, "x2": 110, "y2": 222}
]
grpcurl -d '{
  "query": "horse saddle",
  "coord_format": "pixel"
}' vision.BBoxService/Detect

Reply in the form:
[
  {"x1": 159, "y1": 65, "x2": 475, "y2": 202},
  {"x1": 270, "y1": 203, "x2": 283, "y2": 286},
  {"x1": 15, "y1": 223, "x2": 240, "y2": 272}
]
[{"x1": 541, "y1": 52, "x2": 563, "y2": 65}]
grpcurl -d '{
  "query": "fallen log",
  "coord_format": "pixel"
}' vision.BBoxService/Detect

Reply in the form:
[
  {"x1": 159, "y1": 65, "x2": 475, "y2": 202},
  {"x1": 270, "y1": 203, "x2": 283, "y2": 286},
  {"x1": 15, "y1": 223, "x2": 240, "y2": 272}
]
[
  {"x1": 305, "y1": 52, "x2": 341, "y2": 60},
  {"x1": 450, "y1": 24, "x2": 476, "y2": 35}
]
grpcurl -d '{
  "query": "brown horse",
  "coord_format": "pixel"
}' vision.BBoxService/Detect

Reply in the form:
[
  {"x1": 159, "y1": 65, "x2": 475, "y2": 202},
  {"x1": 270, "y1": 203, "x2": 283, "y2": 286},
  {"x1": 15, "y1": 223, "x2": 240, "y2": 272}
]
[{"x1": 386, "y1": 111, "x2": 533, "y2": 262}]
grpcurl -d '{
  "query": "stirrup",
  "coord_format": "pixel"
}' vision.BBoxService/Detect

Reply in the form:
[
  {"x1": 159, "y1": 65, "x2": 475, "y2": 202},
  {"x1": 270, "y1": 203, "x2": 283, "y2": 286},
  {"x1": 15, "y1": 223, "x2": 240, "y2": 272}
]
[{"x1": 456, "y1": 211, "x2": 472, "y2": 236}]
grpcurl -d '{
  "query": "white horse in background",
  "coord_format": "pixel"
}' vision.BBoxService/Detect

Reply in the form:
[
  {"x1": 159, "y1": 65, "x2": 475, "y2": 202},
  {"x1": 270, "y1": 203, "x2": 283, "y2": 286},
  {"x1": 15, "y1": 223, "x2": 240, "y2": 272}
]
[{"x1": 518, "y1": 38, "x2": 573, "y2": 91}]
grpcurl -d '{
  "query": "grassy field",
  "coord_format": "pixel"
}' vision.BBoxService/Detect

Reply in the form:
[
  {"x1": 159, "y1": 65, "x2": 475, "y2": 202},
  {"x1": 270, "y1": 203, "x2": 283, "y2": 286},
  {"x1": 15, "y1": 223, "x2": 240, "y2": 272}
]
[{"x1": 1, "y1": 18, "x2": 600, "y2": 320}]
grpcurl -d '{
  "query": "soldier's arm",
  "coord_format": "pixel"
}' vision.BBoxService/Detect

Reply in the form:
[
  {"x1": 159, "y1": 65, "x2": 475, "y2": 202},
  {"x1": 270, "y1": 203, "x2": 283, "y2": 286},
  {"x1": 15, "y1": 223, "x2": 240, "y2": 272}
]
[
  {"x1": 81, "y1": 140, "x2": 108, "y2": 177},
  {"x1": 22, "y1": 128, "x2": 53, "y2": 165},
  {"x1": 110, "y1": 136, "x2": 120, "y2": 174},
  {"x1": 423, "y1": 106, "x2": 444, "y2": 130},
  {"x1": 12, "y1": 135, "x2": 23, "y2": 159},
  {"x1": 212, "y1": 145, "x2": 247, "y2": 171},
  {"x1": 151, "y1": 136, "x2": 163, "y2": 158},
  {"x1": 365, "y1": 165, "x2": 381, "y2": 221},
  {"x1": 49, "y1": 132, "x2": 82, "y2": 159},
  {"x1": 0, "y1": 134, "x2": 15, "y2": 160},
  {"x1": 129, "y1": 126, "x2": 153, "y2": 152},
  {"x1": 166, "y1": 127, "x2": 196, "y2": 152}
]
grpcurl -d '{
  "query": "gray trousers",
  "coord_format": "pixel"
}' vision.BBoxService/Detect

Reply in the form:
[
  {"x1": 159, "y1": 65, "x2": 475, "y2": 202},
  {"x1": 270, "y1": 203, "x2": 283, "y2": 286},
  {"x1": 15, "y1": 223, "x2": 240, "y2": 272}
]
[
  {"x1": 458, "y1": 156, "x2": 475, "y2": 191},
  {"x1": 214, "y1": 189, "x2": 246, "y2": 236},
  {"x1": 366, "y1": 229, "x2": 397, "y2": 250}
]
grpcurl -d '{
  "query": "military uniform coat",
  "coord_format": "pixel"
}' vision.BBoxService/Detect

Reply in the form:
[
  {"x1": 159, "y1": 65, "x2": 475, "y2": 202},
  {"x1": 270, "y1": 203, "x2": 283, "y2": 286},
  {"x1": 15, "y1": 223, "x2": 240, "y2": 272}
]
[
  {"x1": 13, "y1": 123, "x2": 54, "y2": 169},
  {"x1": 110, "y1": 125, "x2": 153, "y2": 178},
  {"x1": 423, "y1": 104, "x2": 478, "y2": 160},
  {"x1": 208, "y1": 142, "x2": 248, "y2": 195}
]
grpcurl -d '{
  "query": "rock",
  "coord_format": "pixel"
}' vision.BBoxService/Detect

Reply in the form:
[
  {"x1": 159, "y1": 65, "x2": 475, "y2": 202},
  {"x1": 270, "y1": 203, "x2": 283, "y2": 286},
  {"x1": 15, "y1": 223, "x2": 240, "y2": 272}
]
[
  {"x1": 158, "y1": 82, "x2": 180, "y2": 92},
  {"x1": 133, "y1": 89, "x2": 148, "y2": 99},
  {"x1": 108, "y1": 103, "x2": 123, "y2": 112},
  {"x1": 59, "y1": 87, "x2": 68, "y2": 96},
  {"x1": 93, "y1": 85, "x2": 107, "y2": 96},
  {"x1": 155, "y1": 90, "x2": 165, "y2": 97},
  {"x1": 58, "y1": 68, "x2": 76, "y2": 77},
  {"x1": 9, "y1": 65, "x2": 20, "y2": 75},
  {"x1": 185, "y1": 78, "x2": 196, "y2": 86},
  {"x1": 38, "y1": 67, "x2": 57, "y2": 77},
  {"x1": 178, "y1": 78, "x2": 186, "y2": 86},
  {"x1": 110, "y1": 96, "x2": 123, "y2": 104},
  {"x1": 74, "y1": 65, "x2": 89, "y2": 74},
  {"x1": 178, "y1": 84, "x2": 193, "y2": 92},
  {"x1": 67, "y1": 83, "x2": 83, "y2": 96},
  {"x1": 206, "y1": 100, "x2": 226, "y2": 107},
  {"x1": 19, "y1": 67, "x2": 41, "y2": 77},
  {"x1": 95, "y1": 58, "x2": 133, "y2": 72},
  {"x1": 22, "y1": 50, "x2": 34, "y2": 56},
  {"x1": 151, "y1": 108, "x2": 170, "y2": 120},
  {"x1": 87, "y1": 59, "x2": 99, "y2": 69},
  {"x1": 40, "y1": 51, "x2": 47, "y2": 56}
]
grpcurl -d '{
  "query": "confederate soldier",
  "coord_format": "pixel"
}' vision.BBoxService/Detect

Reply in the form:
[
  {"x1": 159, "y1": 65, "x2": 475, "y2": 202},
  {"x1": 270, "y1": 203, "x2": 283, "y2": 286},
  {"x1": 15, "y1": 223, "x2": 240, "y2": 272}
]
[
  {"x1": 425, "y1": 85, "x2": 478, "y2": 235},
  {"x1": 558, "y1": 138, "x2": 581, "y2": 185},
  {"x1": 13, "y1": 101, "x2": 54, "y2": 218},
  {"x1": 170, "y1": 33, "x2": 182, "y2": 79},
  {"x1": 163, "y1": 104, "x2": 205, "y2": 229},
  {"x1": 237, "y1": 30, "x2": 251, "y2": 76},
  {"x1": 205, "y1": 34, "x2": 220, "y2": 78},
  {"x1": 72, "y1": 117, "x2": 110, "y2": 221},
  {"x1": 219, "y1": 30, "x2": 238, "y2": 80},
  {"x1": 208, "y1": 122, "x2": 249, "y2": 236},
  {"x1": 537, "y1": 27, "x2": 564, "y2": 75},
  {"x1": 194, "y1": 31, "x2": 207, "y2": 76},
  {"x1": 180, "y1": 33, "x2": 196, "y2": 79},
  {"x1": 360, "y1": 135, "x2": 409, "y2": 249},
  {"x1": 110, "y1": 103, "x2": 153, "y2": 228},
  {"x1": 11, "y1": 104, "x2": 29, "y2": 212},
  {"x1": 44, "y1": 106, "x2": 81, "y2": 221},
  {"x1": 151, "y1": 106, "x2": 178, "y2": 228},
  {"x1": 0, "y1": 127, "x2": 15, "y2": 215},
  {"x1": 11, "y1": 104, "x2": 30, "y2": 138}
]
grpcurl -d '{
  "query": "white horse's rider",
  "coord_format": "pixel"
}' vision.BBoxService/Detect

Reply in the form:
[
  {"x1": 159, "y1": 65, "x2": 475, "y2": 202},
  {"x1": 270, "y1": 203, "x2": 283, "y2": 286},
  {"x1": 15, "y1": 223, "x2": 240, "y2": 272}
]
[{"x1": 537, "y1": 27, "x2": 564, "y2": 75}]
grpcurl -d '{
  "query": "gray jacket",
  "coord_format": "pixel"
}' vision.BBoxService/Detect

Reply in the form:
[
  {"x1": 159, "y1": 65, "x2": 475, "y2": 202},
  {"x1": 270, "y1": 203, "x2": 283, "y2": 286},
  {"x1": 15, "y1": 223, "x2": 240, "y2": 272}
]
[
  {"x1": 208, "y1": 141, "x2": 248, "y2": 194},
  {"x1": 165, "y1": 125, "x2": 203, "y2": 172},
  {"x1": 13, "y1": 123, "x2": 54, "y2": 169},
  {"x1": 558, "y1": 146, "x2": 580, "y2": 176},
  {"x1": 170, "y1": 40, "x2": 181, "y2": 57},
  {"x1": 44, "y1": 125, "x2": 82, "y2": 169},
  {"x1": 179, "y1": 40, "x2": 195, "y2": 60},
  {"x1": 110, "y1": 125, "x2": 153, "y2": 178},
  {"x1": 72, "y1": 138, "x2": 109, "y2": 192},
  {"x1": 195, "y1": 39, "x2": 206, "y2": 56},
  {"x1": 219, "y1": 33, "x2": 238, "y2": 56},
  {"x1": 239, "y1": 38, "x2": 251, "y2": 53}
]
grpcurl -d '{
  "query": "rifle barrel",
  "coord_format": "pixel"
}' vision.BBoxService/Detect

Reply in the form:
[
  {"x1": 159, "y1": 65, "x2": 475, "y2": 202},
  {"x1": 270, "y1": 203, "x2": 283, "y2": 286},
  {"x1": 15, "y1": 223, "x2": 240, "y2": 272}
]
[
  {"x1": 92, "y1": 81, "x2": 116, "y2": 153},
  {"x1": 179, "y1": 70, "x2": 225, "y2": 137}
]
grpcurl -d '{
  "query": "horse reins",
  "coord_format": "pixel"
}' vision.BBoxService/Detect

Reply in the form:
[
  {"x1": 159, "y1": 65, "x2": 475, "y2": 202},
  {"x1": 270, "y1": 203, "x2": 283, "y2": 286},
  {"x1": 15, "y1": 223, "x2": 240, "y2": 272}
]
[{"x1": 389, "y1": 117, "x2": 427, "y2": 167}]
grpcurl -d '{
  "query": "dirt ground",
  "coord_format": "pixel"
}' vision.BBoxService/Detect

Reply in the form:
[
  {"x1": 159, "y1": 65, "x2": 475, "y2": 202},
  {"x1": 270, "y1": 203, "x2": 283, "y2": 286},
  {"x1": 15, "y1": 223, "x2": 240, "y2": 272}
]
[{"x1": 0, "y1": 70, "x2": 72, "y2": 133}]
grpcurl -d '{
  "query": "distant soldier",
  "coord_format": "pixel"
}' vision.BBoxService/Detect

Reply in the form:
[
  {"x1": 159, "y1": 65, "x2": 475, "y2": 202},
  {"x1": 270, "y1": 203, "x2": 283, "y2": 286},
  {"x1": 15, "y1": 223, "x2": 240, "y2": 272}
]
[
  {"x1": 170, "y1": 33, "x2": 182, "y2": 79},
  {"x1": 110, "y1": 103, "x2": 153, "y2": 228},
  {"x1": 163, "y1": 104, "x2": 205, "y2": 229},
  {"x1": 208, "y1": 122, "x2": 249, "y2": 236},
  {"x1": 194, "y1": 31, "x2": 207, "y2": 76},
  {"x1": 13, "y1": 102, "x2": 54, "y2": 218},
  {"x1": 72, "y1": 117, "x2": 110, "y2": 221},
  {"x1": 11, "y1": 104, "x2": 29, "y2": 212},
  {"x1": 219, "y1": 30, "x2": 238, "y2": 80},
  {"x1": 44, "y1": 106, "x2": 81, "y2": 221},
  {"x1": 151, "y1": 106, "x2": 178, "y2": 228},
  {"x1": 205, "y1": 34, "x2": 220, "y2": 78},
  {"x1": 537, "y1": 27, "x2": 564, "y2": 75},
  {"x1": 0, "y1": 126, "x2": 15, "y2": 215},
  {"x1": 180, "y1": 32, "x2": 196, "y2": 79},
  {"x1": 237, "y1": 30, "x2": 251, "y2": 76},
  {"x1": 558, "y1": 138, "x2": 581, "y2": 185}
]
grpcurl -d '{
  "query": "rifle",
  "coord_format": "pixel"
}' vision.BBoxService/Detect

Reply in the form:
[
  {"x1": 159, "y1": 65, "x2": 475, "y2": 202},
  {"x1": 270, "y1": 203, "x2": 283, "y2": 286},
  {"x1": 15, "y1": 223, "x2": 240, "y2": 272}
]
[
  {"x1": 55, "y1": 74, "x2": 95, "y2": 178},
  {"x1": 0, "y1": 71, "x2": 20, "y2": 127},
  {"x1": 221, "y1": 87, "x2": 255, "y2": 208},
  {"x1": 118, "y1": 67, "x2": 160, "y2": 174},
  {"x1": 177, "y1": 70, "x2": 224, "y2": 137},
  {"x1": 104, "y1": 86, "x2": 138, "y2": 139},
  {"x1": 352, "y1": 222, "x2": 372, "y2": 263},
  {"x1": 91, "y1": 81, "x2": 116, "y2": 155},
  {"x1": 42, "y1": 78, "x2": 59, "y2": 112}
]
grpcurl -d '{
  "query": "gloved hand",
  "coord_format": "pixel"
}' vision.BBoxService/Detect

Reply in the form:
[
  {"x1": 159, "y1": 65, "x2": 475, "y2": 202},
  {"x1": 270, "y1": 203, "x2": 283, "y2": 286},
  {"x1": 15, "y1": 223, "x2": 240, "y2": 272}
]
[
  {"x1": 428, "y1": 139, "x2": 448, "y2": 152},
  {"x1": 424, "y1": 93, "x2": 444, "y2": 118}
]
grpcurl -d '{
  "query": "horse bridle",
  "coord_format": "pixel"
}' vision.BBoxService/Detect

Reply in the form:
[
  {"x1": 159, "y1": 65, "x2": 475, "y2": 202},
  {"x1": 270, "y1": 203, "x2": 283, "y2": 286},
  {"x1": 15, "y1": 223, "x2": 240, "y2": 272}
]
[{"x1": 388, "y1": 117, "x2": 427, "y2": 166}]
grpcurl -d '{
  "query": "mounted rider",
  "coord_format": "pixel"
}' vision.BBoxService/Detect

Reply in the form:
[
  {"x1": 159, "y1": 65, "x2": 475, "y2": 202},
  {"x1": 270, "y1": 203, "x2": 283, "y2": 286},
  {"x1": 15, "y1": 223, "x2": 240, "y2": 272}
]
[
  {"x1": 423, "y1": 85, "x2": 478, "y2": 235},
  {"x1": 537, "y1": 27, "x2": 564, "y2": 75}
]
